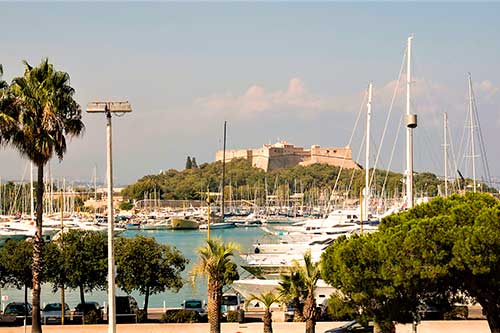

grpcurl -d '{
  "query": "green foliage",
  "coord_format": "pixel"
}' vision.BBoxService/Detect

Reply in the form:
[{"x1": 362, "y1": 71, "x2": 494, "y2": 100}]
[
  {"x1": 191, "y1": 237, "x2": 240, "y2": 286},
  {"x1": 186, "y1": 156, "x2": 193, "y2": 170},
  {"x1": 119, "y1": 201, "x2": 133, "y2": 211},
  {"x1": 225, "y1": 310, "x2": 239, "y2": 322},
  {"x1": 136, "y1": 309, "x2": 147, "y2": 323},
  {"x1": 1, "y1": 58, "x2": 85, "y2": 331},
  {"x1": 83, "y1": 310, "x2": 101, "y2": 324},
  {"x1": 444, "y1": 305, "x2": 468, "y2": 320},
  {"x1": 45, "y1": 230, "x2": 107, "y2": 294},
  {"x1": 161, "y1": 309, "x2": 204, "y2": 323},
  {"x1": 279, "y1": 269, "x2": 306, "y2": 322},
  {"x1": 0, "y1": 239, "x2": 33, "y2": 290},
  {"x1": 321, "y1": 193, "x2": 500, "y2": 331},
  {"x1": 115, "y1": 235, "x2": 187, "y2": 318},
  {"x1": 3, "y1": 58, "x2": 84, "y2": 165},
  {"x1": 326, "y1": 293, "x2": 358, "y2": 321},
  {"x1": 191, "y1": 157, "x2": 198, "y2": 168},
  {"x1": 122, "y1": 157, "x2": 486, "y2": 203}
]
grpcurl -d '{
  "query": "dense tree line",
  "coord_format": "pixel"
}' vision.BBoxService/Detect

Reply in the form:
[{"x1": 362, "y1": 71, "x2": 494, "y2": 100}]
[
  {"x1": 0, "y1": 231, "x2": 187, "y2": 323},
  {"x1": 321, "y1": 193, "x2": 500, "y2": 333},
  {"x1": 122, "y1": 158, "x2": 492, "y2": 203}
]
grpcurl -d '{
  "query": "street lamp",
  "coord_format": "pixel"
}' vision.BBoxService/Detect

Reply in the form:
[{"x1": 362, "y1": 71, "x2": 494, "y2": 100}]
[{"x1": 87, "y1": 101, "x2": 132, "y2": 333}]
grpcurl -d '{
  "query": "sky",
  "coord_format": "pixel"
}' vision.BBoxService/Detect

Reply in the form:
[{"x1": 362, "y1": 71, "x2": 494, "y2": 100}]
[{"x1": 1, "y1": 2, "x2": 499, "y2": 186}]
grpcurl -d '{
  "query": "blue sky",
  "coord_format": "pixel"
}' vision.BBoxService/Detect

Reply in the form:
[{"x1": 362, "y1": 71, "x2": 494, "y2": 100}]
[{"x1": 1, "y1": 2, "x2": 499, "y2": 186}]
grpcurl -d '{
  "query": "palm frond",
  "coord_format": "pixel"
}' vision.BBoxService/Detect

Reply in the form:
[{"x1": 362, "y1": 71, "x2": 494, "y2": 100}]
[{"x1": 245, "y1": 291, "x2": 281, "y2": 309}]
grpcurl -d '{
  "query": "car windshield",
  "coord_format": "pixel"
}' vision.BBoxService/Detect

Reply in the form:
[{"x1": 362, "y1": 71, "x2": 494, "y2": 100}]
[
  {"x1": 44, "y1": 304, "x2": 63, "y2": 311},
  {"x1": 185, "y1": 300, "x2": 202, "y2": 308},
  {"x1": 76, "y1": 303, "x2": 97, "y2": 311},
  {"x1": 5, "y1": 304, "x2": 26, "y2": 314},
  {"x1": 222, "y1": 296, "x2": 238, "y2": 306}
]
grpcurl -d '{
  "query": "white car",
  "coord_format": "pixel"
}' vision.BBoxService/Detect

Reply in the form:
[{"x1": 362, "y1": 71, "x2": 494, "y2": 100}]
[{"x1": 41, "y1": 303, "x2": 71, "y2": 324}]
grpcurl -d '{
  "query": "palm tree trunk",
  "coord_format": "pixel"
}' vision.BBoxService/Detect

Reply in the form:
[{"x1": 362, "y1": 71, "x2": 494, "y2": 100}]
[
  {"x1": 144, "y1": 285, "x2": 150, "y2": 321},
  {"x1": 305, "y1": 318, "x2": 316, "y2": 333},
  {"x1": 31, "y1": 163, "x2": 44, "y2": 333},
  {"x1": 303, "y1": 293, "x2": 316, "y2": 333},
  {"x1": 263, "y1": 309, "x2": 273, "y2": 333},
  {"x1": 208, "y1": 278, "x2": 222, "y2": 333}
]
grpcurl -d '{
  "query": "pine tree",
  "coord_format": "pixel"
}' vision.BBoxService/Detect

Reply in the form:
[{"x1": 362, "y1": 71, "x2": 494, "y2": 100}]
[
  {"x1": 192, "y1": 157, "x2": 198, "y2": 168},
  {"x1": 185, "y1": 156, "x2": 192, "y2": 169}
]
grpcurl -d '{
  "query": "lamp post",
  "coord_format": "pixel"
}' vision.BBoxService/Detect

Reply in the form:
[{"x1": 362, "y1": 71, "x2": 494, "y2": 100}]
[{"x1": 87, "y1": 101, "x2": 132, "y2": 333}]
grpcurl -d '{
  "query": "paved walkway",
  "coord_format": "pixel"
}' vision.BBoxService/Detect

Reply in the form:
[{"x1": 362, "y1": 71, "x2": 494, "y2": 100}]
[{"x1": 0, "y1": 321, "x2": 491, "y2": 333}]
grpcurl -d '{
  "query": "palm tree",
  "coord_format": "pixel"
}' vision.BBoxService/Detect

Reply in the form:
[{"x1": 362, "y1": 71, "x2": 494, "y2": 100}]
[
  {"x1": 0, "y1": 65, "x2": 6, "y2": 89},
  {"x1": 294, "y1": 251, "x2": 321, "y2": 333},
  {"x1": 0, "y1": 59, "x2": 84, "y2": 333},
  {"x1": 245, "y1": 291, "x2": 281, "y2": 333},
  {"x1": 278, "y1": 269, "x2": 306, "y2": 322},
  {"x1": 0, "y1": 65, "x2": 16, "y2": 138},
  {"x1": 191, "y1": 238, "x2": 239, "y2": 333}
]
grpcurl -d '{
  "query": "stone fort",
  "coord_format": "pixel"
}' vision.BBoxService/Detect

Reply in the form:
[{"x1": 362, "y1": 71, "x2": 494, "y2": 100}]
[{"x1": 215, "y1": 141, "x2": 361, "y2": 172}]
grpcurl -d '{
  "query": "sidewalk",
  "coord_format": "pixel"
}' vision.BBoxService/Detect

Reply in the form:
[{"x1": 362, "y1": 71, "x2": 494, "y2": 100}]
[{"x1": 0, "y1": 321, "x2": 491, "y2": 333}]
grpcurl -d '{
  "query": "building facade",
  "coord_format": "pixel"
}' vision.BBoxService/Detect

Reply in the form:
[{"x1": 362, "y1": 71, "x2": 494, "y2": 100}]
[{"x1": 215, "y1": 141, "x2": 361, "y2": 171}]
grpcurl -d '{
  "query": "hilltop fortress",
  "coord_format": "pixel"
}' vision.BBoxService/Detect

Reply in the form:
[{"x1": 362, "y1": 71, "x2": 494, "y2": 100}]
[{"x1": 215, "y1": 141, "x2": 361, "y2": 172}]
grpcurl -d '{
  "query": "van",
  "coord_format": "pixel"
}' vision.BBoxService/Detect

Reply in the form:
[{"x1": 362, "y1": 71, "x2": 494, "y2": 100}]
[
  {"x1": 181, "y1": 299, "x2": 207, "y2": 317},
  {"x1": 107, "y1": 296, "x2": 139, "y2": 323},
  {"x1": 221, "y1": 293, "x2": 244, "y2": 318}
]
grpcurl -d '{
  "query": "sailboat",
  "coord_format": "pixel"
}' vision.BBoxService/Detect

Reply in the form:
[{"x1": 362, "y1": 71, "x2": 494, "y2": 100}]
[{"x1": 199, "y1": 121, "x2": 235, "y2": 231}]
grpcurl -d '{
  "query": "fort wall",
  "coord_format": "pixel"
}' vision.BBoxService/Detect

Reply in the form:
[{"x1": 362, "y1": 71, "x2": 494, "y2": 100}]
[{"x1": 215, "y1": 141, "x2": 361, "y2": 172}]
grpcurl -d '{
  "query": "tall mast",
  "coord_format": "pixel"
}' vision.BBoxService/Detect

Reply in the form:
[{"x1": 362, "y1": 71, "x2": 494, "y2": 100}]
[
  {"x1": 405, "y1": 36, "x2": 417, "y2": 208},
  {"x1": 468, "y1": 73, "x2": 476, "y2": 192},
  {"x1": 221, "y1": 120, "x2": 227, "y2": 218},
  {"x1": 443, "y1": 112, "x2": 449, "y2": 196},
  {"x1": 364, "y1": 82, "x2": 373, "y2": 221},
  {"x1": 94, "y1": 164, "x2": 98, "y2": 200}
]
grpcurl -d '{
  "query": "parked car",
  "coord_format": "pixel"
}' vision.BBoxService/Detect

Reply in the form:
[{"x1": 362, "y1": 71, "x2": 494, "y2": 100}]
[
  {"x1": 4, "y1": 302, "x2": 32, "y2": 317},
  {"x1": 283, "y1": 302, "x2": 296, "y2": 322},
  {"x1": 114, "y1": 296, "x2": 139, "y2": 323},
  {"x1": 41, "y1": 303, "x2": 70, "y2": 324},
  {"x1": 73, "y1": 301, "x2": 103, "y2": 323},
  {"x1": 181, "y1": 299, "x2": 207, "y2": 317},
  {"x1": 2, "y1": 302, "x2": 32, "y2": 324},
  {"x1": 323, "y1": 321, "x2": 374, "y2": 333}
]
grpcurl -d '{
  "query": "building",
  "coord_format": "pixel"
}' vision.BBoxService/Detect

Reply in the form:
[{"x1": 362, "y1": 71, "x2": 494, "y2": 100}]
[{"x1": 215, "y1": 141, "x2": 361, "y2": 172}]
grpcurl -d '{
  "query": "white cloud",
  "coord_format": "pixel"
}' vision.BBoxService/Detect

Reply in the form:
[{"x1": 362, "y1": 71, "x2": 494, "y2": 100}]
[
  {"x1": 194, "y1": 78, "x2": 333, "y2": 116},
  {"x1": 475, "y1": 80, "x2": 499, "y2": 100}
]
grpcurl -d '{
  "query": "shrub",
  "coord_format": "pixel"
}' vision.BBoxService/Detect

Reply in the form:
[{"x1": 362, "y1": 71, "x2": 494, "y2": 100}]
[
  {"x1": 84, "y1": 310, "x2": 101, "y2": 324},
  {"x1": 444, "y1": 306, "x2": 469, "y2": 320},
  {"x1": 161, "y1": 309, "x2": 202, "y2": 323},
  {"x1": 136, "y1": 309, "x2": 147, "y2": 323},
  {"x1": 326, "y1": 294, "x2": 357, "y2": 321},
  {"x1": 225, "y1": 310, "x2": 239, "y2": 322}
]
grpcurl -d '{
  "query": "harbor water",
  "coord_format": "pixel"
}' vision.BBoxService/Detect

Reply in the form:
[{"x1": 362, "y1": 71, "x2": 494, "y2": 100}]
[{"x1": 1, "y1": 227, "x2": 270, "y2": 310}]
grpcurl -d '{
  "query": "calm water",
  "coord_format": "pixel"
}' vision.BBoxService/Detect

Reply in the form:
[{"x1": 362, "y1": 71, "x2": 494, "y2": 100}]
[{"x1": 1, "y1": 227, "x2": 269, "y2": 310}]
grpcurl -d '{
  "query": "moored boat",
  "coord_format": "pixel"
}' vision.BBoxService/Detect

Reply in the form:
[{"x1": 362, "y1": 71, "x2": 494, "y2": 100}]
[
  {"x1": 170, "y1": 217, "x2": 199, "y2": 230},
  {"x1": 199, "y1": 222, "x2": 235, "y2": 230}
]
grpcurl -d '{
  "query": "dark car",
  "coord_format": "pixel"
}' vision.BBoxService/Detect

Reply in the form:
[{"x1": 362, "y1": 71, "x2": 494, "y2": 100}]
[
  {"x1": 2, "y1": 302, "x2": 32, "y2": 324},
  {"x1": 73, "y1": 302, "x2": 103, "y2": 323},
  {"x1": 114, "y1": 296, "x2": 139, "y2": 323},
  {"x1": 323, "y1": 321, "x2": 374, "y2": 333},
  {"x1": 4, "y1": 302, "x2": 32, "y2": 317}
]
